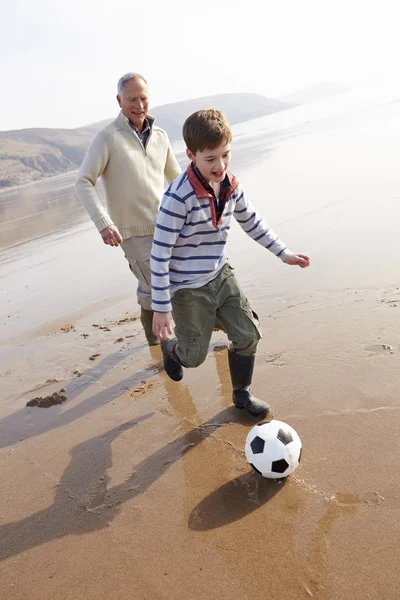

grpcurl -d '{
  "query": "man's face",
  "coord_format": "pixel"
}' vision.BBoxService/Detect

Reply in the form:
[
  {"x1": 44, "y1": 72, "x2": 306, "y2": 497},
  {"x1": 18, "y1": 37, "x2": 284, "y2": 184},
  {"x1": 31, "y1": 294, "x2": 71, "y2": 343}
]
[
  {"x1": 117, "y1": 78, "x2": 149, "y2": 130},
  {"x1": 187, "y1": 143, "x2": 231, "y2": 183}
]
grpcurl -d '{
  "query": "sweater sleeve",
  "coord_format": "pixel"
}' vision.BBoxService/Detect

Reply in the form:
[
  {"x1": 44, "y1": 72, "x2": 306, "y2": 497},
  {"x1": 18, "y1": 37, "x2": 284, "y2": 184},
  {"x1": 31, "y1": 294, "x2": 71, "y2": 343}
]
[
  {"x1": 74, "y1": 130, "x2": 114, "y2": 232},
  {"x1": 164, "y1": 140, "x2": 181, "y2": 184},
  {"x1": 150, "y1": 189, "x2": 187, "y2": 312},
  {"x1": 233, "y1": 186, "x2": 293, "y2": 261}
]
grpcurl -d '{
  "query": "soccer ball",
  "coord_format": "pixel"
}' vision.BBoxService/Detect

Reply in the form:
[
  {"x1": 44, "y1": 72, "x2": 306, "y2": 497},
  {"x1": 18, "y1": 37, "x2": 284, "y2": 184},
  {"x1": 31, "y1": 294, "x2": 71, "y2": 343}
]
[{"x1": 245, "y1": 420, "x2": 302, "y2": 479}]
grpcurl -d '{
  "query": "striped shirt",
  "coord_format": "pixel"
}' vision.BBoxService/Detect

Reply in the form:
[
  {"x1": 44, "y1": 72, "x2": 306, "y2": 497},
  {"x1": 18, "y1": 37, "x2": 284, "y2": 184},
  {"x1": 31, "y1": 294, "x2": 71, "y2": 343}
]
[{"x1": 150, "y1": 164, "x2": 293, "y2": 312}]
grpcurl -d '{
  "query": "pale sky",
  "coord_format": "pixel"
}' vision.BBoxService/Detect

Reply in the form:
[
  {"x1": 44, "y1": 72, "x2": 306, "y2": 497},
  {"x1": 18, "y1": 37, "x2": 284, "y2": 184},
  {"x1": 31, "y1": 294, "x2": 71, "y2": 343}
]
[{"x1": 1, "y1": 0, "x2": 400, "y2": 131}]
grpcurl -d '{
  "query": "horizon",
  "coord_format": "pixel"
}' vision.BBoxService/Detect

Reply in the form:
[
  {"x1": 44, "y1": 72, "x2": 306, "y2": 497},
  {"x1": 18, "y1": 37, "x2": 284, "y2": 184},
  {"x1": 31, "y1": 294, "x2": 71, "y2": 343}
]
[
  {"x1": 2, "y1": 0, "x2": 400, "y2": 131},
  {"x1": 0, "y1": 84, "x2": 346, "y2": 134}
]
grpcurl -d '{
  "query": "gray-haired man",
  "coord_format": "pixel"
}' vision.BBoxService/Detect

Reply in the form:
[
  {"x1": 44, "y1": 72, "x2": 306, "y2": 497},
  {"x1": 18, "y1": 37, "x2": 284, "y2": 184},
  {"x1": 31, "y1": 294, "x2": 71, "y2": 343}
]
[{"x1": 75, "y1": 73, "x2": 181, "y2": 345}]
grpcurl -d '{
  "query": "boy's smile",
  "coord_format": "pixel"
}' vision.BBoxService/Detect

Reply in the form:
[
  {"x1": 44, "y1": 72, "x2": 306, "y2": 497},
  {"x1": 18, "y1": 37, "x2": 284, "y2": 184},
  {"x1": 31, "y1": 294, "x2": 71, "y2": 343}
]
[{"x1": 187, "y1": 143, "x2": 231, "y2": 184}]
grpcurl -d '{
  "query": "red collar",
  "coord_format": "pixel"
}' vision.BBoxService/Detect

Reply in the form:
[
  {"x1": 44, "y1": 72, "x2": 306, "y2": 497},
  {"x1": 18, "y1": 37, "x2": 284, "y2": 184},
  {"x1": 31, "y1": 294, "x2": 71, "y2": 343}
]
[
  {"x1": 186, "y1": 163, "x2": 239, "y2": 228},
  {"x1": 186, "y1": 163, "x2": 239, "y2": 199}
]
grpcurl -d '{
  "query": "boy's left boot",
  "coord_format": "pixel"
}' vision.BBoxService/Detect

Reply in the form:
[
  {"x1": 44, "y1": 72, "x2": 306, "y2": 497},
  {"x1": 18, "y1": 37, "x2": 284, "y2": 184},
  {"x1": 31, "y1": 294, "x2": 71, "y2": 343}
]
[
  {"x1": 140, "y1": 308, "x2": 160, "y2": 346},
  {"x1": 228, "y1": 350, "x2": 271, "y2": 419},
  {"x1": 161, "y1": 338, "x2": 183, "y2": 382}
]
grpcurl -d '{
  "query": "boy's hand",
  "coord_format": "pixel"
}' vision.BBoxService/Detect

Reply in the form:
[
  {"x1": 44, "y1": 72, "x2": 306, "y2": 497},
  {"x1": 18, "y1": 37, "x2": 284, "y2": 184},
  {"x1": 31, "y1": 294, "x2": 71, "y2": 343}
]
[
  {"x1": 284, "y1": 253, "x2": 310, "y2": 268},
  {"x1": 153, "y1": 311, "x2": 174, "y2": 341}
]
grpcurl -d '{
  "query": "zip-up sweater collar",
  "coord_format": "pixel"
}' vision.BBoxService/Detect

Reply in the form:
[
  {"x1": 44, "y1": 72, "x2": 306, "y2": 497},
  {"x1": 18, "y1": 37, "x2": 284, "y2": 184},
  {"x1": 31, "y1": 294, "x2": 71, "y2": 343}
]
[{"x1": 115, "y1": 111, "x2": 155, "y2": 136}]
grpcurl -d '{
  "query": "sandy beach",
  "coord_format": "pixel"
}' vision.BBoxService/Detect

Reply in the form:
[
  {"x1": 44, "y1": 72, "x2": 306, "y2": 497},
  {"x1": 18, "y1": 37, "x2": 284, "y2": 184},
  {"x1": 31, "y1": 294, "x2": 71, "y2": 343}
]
[{"x1": 1, "y1": 93, "x2": 400, "y2": 599}]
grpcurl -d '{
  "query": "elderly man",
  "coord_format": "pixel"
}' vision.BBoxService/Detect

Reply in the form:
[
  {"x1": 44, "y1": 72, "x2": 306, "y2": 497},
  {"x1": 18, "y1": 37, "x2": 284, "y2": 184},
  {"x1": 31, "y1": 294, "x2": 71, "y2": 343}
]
[{"x1": 75, "y1": 73, "x2": 181, "y2": 345}]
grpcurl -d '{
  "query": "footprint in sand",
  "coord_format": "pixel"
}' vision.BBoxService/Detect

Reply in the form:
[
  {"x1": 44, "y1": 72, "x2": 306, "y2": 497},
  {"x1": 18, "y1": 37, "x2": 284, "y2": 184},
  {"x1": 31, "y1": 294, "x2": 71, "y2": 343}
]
[
  {"x1": 333, "y1": 491, "x2": 386, "y2": 506},
  {"x1": 379, "y1": 299, "x2": 399, "y2": 308},
  {"x1": 378, "y1": 289, "x2": 400, "y2": 307},
  {"x1": 364, "y1": 344, "x2": 394, "y2": 357},
  {"x1": 124, "y1": 380, "x2": 156, "y2": 400},
  {"x1": 265, "y1": 352, "x2": 286, "y2": 366}
]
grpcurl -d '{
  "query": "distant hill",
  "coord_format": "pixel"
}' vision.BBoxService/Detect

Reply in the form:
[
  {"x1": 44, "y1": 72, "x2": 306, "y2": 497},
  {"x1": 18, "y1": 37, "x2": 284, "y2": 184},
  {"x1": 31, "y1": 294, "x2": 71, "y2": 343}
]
[
  {"x1": 279, "y1": 82, "x2": 349, "y2": 105},
  {"x1": 0, "y1": 93, "x2": 293, "y2": 189},
  {"x1": 86, "y1": 93, "x2": 294, "y2": 137},
  {"x1": 0, "y1": 127, "x2": 95, "y2": 189}
]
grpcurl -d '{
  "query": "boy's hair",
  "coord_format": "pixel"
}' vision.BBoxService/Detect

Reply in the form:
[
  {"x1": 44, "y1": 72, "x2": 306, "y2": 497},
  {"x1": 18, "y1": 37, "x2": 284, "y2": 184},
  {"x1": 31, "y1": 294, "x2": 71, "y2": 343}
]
[{"x1": 183, "y1": 109, "x2": 232, "y2": 154}]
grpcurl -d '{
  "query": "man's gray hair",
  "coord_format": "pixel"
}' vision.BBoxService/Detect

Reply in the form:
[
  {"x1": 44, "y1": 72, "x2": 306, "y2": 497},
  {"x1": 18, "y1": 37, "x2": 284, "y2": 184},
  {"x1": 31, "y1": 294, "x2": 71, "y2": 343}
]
[{"x1": 117, "y1": 72, "x2": 147, "y2": 96}]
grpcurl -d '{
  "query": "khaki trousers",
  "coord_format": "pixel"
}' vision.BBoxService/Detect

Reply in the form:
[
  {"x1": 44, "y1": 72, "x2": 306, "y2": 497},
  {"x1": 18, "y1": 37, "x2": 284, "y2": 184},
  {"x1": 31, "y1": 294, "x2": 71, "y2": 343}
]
[
  {"x1": 171, "y1": 264, "x2": 262, "y2": 368},
  {"x1": 121, "y1": 235, "x2": 153, "y2": 311}
]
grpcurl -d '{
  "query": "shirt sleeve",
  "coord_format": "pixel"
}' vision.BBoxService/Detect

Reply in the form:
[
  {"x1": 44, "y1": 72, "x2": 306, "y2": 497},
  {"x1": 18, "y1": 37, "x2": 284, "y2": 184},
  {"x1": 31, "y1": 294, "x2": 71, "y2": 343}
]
[
  {"x1": 233, "y1": 186, "x2": 293, "y2": 261},
  {"x1": 74, "y1": 130, "x2": 113, "y2": 232},
  {"x1": 150, "y1": 188, "x2": 187, "y2": 312}
]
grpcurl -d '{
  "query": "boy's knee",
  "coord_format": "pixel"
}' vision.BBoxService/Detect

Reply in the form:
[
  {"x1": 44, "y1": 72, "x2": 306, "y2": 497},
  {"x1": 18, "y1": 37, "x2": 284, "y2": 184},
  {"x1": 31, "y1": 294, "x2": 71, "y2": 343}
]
[
  {"x1": 182, "y1": 353, "x2": 208, "y2": 368},
  {"x1": 175, "y1": 335, "x2": 208, "y2": 368},
  {"x1": 231, "y1": 330, "x2": 260, "y2": 357}
]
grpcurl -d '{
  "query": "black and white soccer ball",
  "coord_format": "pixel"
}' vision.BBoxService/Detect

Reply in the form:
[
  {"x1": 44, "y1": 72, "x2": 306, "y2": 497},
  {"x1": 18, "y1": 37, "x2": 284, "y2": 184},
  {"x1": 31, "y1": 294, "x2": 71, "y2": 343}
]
[{"x1": 245, "y1": 420, "x2": 302, "y2": 479}]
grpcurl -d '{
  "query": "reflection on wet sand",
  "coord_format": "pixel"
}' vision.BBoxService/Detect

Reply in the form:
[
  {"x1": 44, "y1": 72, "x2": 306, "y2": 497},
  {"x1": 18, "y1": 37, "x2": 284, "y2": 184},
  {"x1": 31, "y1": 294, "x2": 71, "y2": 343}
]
[
  {"x1": 0, "y1": 399, "x2": 248, "y2": 562},
  {"x1": 0, "y1": 172, "x2": 94, "y2": 250}
]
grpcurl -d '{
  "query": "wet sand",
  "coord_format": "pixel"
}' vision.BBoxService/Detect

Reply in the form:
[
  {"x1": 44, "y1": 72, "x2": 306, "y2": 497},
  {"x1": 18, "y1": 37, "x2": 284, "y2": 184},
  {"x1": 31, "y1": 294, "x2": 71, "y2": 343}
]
[{"x1": 1, "y1": 95, "x2": 400, "y2": 598}]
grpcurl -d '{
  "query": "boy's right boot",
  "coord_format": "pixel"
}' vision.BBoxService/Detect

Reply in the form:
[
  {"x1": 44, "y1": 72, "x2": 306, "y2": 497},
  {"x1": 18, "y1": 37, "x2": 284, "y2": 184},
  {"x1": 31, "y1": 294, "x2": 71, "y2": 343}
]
[
  {"x1": 161, "y1": 339, "x2": 183, "y2": 382},
  {"x1": 228, "y1": 350, "x2": 271, "y2": 419}
]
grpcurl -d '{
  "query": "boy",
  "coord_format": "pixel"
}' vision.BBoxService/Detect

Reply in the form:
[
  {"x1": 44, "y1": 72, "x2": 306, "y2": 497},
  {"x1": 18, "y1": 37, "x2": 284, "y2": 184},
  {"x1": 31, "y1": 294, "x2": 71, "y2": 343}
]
[{"x1": 151, "y1": 109, "x2": 310, "y2": 419}]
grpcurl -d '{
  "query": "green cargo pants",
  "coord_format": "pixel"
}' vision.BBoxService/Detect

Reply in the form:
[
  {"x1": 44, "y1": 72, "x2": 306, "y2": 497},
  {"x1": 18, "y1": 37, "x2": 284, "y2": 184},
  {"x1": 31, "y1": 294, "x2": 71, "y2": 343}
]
[{"x1": 171, "y1": 264, "x2": 262, "y2": 368}]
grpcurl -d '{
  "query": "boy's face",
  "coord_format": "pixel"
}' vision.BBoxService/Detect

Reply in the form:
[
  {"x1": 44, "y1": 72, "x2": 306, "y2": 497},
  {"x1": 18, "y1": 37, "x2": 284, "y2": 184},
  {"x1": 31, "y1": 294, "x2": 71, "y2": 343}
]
[{"x1": 187, "y1": 143, "x2": 231, "y2": 184}]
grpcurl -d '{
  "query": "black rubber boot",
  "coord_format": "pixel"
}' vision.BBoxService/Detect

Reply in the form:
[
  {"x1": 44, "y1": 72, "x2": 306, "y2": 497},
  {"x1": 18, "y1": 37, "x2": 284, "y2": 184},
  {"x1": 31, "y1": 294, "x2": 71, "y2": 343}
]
[
  {"x1": 140, "y1": 308, "x2": 160, "y2": 346},
  {"x1": 161, "y1": 339, "x2": 183, "y2": 382},
  {"x1": 228, "y1": 351, "x2": 271, "y2": 418}
]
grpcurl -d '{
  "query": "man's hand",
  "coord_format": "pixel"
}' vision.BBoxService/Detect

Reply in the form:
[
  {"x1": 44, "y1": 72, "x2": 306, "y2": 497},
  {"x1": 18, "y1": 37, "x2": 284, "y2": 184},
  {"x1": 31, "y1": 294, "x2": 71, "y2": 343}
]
[
  {"x1": 284, "y1": 253, "x2": 310, "y2": 268},
  {"x1": 153, "y1": 311, "x2": 174, "y2": 341},
  {"x1": 100, "y1": 225, "x2": 123, "y2": 247}
]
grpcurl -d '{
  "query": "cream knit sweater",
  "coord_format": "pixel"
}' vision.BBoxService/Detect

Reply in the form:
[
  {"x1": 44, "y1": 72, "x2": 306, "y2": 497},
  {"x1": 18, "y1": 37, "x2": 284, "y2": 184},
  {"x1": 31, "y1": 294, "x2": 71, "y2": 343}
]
[{"x1": 75, "y1": 111, "x2": 181, "y2": 238}]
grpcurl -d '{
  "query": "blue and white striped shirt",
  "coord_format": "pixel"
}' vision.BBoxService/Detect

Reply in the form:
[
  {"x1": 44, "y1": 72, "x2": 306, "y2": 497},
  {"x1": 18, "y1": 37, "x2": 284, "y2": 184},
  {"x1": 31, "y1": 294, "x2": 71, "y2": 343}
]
[{"x1": 150, "y1": 165, "x2": 293, "y2": 312}]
